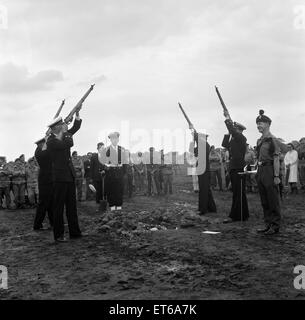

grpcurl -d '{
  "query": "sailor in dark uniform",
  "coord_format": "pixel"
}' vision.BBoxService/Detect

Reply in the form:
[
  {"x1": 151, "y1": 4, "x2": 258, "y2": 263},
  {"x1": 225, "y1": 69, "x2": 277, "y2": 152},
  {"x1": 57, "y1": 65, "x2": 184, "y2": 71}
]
[
  {"x1": 33, "y1": 137, "x2": 54, "y2": 230},
  {"x1": 255, "y1": 110, "x2": 281, "y2": 235},
  {"x1": 222, "y1": 110, "x2": 249, "y2": 223},
  {"x1": 99, "y1": 132, "x2": 127, "y2": 212},
  {"x1": 191, "y1": 131, "x2": 216, "y2": 215},
  {"x1": 46, "y1": 113, "x2": 82, "y2": 243}
]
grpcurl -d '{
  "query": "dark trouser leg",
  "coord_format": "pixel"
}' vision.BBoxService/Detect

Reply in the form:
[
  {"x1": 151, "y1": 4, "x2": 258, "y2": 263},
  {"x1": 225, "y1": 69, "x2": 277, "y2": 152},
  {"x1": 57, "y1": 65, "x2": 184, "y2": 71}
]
[
  {"x1": 128, "y1": 174, "x2": 133, "y2": 197},
  {"x1": 229, "y1": 169, "x2": 249, "y2": 221},
  {"x1": 12, "y1": 184, "x2": 19, "y2": 207},
  {"x1": 20, "y1": 184, "x2": 26, "y2": 206},
  {"x1": 153, "y1": 172, "x2": 161, "y2": 195},
  {"x1": 66, "y1": 181, "x2": 81, "y2": 237},
  {"x1": 52, "y1": 183, "x2": 66, "y2": 239},
  {"x1": 115, "y1": 173, "x2": 124, "y2": 206},
  {"x1": 0, "y1": 188, "x2": 4, "y2": 207},
  {"x1": 106, "y1": 174, "x2": 115, "y2": 207},
  {"x1": 198, "y1": 172, "x2": 216, "y2": 214},
  {"x1": 163, "y1": 175, "x2": 168, "y2": 194},
  {"x1": 34, "y1": 183, "x2": 53, "y2": 229},
  {"x1": 93, "y1": 180, "x2": 103, "y2": 204},
  {"x1": 210, "y1": 171, "x2": 216, "y2": 188},
  {"x1": 216, "y1": 169, "x2": 223, "y2": 190},
  {"x1": 75, "y1": 179, "x2": 83, "y2": 201},
  {"x1": 167, "y1": 174, "x2": 173, "y2": 194},
  {"x1": 257, "y1": 166, "x2": 281, "y2": 229},
  {"x1": 4, "y1": 187, "x2": 11, "y2": 208},
  {"x1": 147, "y1": 173, "x2": 152, "y2": 195}
]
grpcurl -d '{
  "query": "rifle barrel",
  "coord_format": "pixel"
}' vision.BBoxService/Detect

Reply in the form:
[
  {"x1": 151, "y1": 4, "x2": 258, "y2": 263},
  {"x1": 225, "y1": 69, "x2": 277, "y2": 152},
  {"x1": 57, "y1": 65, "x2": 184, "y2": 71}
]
[{"x1": 178, "y1": 102, "x2": 193, "y2": 128}]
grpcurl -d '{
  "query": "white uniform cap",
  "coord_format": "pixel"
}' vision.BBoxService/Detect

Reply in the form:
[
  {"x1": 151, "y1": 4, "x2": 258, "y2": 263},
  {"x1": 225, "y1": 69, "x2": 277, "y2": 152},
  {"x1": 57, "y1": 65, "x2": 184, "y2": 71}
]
[{"x1": 47, "y1": 116, "x2": 63, "y2": 128}]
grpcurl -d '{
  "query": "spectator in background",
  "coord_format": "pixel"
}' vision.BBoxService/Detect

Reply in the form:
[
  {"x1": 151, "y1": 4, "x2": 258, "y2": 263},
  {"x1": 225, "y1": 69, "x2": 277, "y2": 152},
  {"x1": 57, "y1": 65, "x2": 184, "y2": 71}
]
[
  {"x1": 134, "y1": 152, "x2": 147, "y2": 195},
  {"x1": 244, "y1": 144, "x2": 256, "y2": 193},
  {"x1": 26, "y1": 157, "x2": 39, "y2": 208},
  {"x1": 91, "y1": 142, "x2": 106, "y2": 210},
  {"x1": 162, "y1": 153, "x2": 174, "y2": 195},
  {"x1": 83, "y1": 152, "x2": 94, "y2": 200},
  {"x1": 124, "y1": 152, "x2": 134, "y2": 199},
  {"x1": 0, "y1": 157, "x2": 12, "y2": 210},
  {"x1": 284, "y1": 143, "x2": 299, "y2": 194},
  {"x1": 298, "y1": 137, "x2": 305, "y2": 191},
  {"x1": 11, "y1": 158, "x2": 26, "y2": 209},
  {"x1": 71, "y1": 151, "x2": 84, "y2": 201},
  {"x1": 209, "y1": 145, "x2": 223, "y2": 191}
]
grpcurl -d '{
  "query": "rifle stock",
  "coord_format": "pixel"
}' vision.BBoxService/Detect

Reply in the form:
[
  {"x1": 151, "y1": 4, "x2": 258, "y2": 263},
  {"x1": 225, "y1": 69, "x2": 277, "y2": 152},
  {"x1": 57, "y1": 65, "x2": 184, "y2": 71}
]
[{"x1": 64, "y1": 84, "x2": 95, "y2": 124}]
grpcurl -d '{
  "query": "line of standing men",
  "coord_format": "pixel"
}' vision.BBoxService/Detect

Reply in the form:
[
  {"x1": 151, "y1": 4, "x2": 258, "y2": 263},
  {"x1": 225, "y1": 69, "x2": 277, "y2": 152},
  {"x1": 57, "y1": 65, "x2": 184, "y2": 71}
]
[{"x1": 192, "y1": 109, "x2": 281, "y2": 236}]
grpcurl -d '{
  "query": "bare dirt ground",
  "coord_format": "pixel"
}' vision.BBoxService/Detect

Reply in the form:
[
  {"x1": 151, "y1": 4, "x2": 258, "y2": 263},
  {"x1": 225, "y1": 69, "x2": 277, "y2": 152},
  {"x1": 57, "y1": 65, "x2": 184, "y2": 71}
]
[{"x1": 1, "y1": 174, "x2": 305, "y2": 300}]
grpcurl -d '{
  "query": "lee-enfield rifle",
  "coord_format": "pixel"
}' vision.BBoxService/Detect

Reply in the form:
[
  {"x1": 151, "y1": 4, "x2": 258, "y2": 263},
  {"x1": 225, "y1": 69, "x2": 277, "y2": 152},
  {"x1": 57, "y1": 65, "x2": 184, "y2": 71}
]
[
  {"x1": 215, "y1": 86, "x2": 232, "y2": 121},
  {"x1": 64, "y1": 84, "x2": 95, "y2": 124},
  {"x1": 178, "y1": 102, "x2": 197, "y2": 135},
  {"x1": 178, "y1": 102, "x2": 200, "y2": 156}
]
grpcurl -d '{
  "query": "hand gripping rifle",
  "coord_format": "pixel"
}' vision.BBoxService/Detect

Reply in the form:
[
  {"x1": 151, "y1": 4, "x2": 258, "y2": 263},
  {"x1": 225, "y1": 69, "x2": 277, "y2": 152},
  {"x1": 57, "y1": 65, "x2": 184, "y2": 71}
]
[
  {"x1": 64, "y1": 84, "x2": 95, "y2": 124},
  {"x1": 215, "y1": 86, "x2": 232, "y2": 121}
]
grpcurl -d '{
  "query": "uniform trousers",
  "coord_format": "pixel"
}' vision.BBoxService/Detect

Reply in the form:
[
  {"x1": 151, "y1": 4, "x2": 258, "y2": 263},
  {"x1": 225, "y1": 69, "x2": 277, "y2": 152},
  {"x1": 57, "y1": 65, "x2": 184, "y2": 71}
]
[
  {"x1": 52, "y1": 181, "x2": 81, "y2": 240},
  {"x1": 105, "y1": 168, "x2": 124, "y2": 207},
  {"x1": 257, "y1": 165, "x2": 281, "y2": 229},
  {"x1": 198, "y1": 171, "x2": 216, "y2": 214},
  {"x1": 229, "y1": 169, "x2": 249, "y2": 221},
  {"x1": 33, "y1": 183, "x2": 53, "y2": 229}
]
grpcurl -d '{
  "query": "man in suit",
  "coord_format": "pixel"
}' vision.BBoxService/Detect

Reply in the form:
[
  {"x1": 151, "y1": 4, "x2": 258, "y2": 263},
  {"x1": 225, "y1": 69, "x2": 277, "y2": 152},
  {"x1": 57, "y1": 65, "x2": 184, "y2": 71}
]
[
  {"x1": 33, "y1": 137, "x2": 54, "y2": 230},
  {"x1": 99, "y1": 132, "x2": 127, "y2": 212},
  {"x1": 222, "y1": 110, "x2": 249, "y2": 223},
  {"x1": 46, "y1": 110, "x2": 82, "y2": 243}
]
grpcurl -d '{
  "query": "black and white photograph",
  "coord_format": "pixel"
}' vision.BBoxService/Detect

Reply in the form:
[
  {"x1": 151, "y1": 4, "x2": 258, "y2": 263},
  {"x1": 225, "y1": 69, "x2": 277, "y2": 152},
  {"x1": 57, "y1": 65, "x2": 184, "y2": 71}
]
[{"x1": 1, "y1": 0, "x2": 305, "y2": 307}]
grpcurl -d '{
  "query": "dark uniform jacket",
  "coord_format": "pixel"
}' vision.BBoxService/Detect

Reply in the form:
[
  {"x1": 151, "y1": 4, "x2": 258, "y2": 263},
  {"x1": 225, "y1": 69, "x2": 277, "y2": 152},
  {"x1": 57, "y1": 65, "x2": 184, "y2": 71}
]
[
  {"x1": 90, "y1": 153, "x2": 104, "y2": 181},
  {"x1": 222, "y1": 119, "x2": 247, "y2": 170},
  {"x1": 35, "y1": 147, "x2": 53, "y2": 185},
  {"x1": 46, "y1": 119, "x2": 82, "y2": 183}
]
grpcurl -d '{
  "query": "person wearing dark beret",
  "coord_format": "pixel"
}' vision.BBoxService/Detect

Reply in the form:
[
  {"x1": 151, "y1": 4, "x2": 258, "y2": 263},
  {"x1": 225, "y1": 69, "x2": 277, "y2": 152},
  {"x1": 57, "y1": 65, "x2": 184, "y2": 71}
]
[
  {"x1": 222, "y1": 110, "x2": 249, "y2": 223},
  {"x1": 255, "y1": 109, "x2": 281, "y2": 235}
]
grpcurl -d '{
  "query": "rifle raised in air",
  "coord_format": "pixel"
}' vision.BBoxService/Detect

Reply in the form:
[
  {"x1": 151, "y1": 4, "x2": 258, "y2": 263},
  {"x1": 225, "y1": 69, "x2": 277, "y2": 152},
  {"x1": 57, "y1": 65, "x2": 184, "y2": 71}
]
[
  {"x1": 64, "y1": 84, "x2": 95, "y2": 124},
  {"x1": 178, "y1": 102, "x2": 196, "y2": 133},
  {"x1": 215, "y1": 86, "x2": 231, "y2": 120}
]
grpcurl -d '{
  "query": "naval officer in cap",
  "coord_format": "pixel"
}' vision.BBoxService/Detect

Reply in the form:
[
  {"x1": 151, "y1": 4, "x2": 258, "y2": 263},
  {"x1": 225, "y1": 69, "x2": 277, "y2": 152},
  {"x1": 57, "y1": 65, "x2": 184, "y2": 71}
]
[
  {"x1": 46, "y1": 108, "x2": 83, "y2": 242},
  {"x1": 222, "y1": 110, "x2": 249, "y2": 223},
  {"x1": 99, "y1": 132, "x2": 127, "y2": 212},
  {"x1": 33, "y1": 137, "x2": 54, "y2": 230},
  {"x1": 255, "y1": 110, "x2": 281, "y2": 235}
]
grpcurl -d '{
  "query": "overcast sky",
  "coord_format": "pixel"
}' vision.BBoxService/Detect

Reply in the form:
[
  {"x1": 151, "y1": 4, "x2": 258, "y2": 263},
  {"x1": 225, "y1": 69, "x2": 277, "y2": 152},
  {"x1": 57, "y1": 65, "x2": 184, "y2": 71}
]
[{"x1": 1, "y1": 0, "x2": 305, "y2": 160}]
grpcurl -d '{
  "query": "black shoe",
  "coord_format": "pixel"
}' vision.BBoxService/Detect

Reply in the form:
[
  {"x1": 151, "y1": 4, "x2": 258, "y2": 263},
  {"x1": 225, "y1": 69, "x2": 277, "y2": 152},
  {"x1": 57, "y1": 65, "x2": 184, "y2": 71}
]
[
  {"x1": 34, "y1": 226, "x2": 48, "y2": 231},
  {"x1": 257, "y1": 226, "x2": 270, "y2": 233},
  {"x1": 223, "y1": 218, "x2": 233, "y2": 224},
  {"x1": 264, "y1": 227, "x2": 279, "y2": 235},
  {"x1": 55, "y1": 236, "x2": 67, "y2": 243}
]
